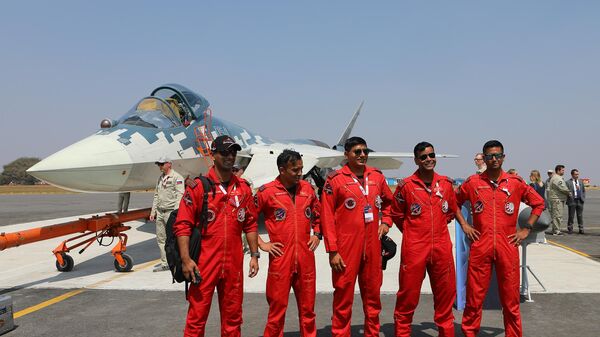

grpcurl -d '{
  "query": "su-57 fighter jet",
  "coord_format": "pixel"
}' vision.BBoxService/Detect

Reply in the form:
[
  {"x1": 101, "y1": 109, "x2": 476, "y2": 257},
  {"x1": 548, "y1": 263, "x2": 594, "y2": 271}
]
[{"x1": 28, "y1": 84, "x2": 450, "y2": 192}]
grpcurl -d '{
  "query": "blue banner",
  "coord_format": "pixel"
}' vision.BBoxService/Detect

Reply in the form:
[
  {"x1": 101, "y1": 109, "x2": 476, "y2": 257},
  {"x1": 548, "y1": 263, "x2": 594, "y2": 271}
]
[{"x1": 455, "y1": 203, "x2": 471, "y2": 310}]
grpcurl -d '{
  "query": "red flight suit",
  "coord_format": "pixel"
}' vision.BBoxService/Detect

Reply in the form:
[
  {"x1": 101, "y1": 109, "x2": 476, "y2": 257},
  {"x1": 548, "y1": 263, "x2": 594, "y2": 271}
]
[
  {"x1": 320, "y1": 164, "x2": 393, "y2": 337},
  {"x1": 391, "y1": 171, "x2": 457, "y2": 337},
  {"x1": 255, "y1": 178, "x2": 321, "y2": 337},
  {"x1": 457, "y1": 171, "x2": 544, "y2": 337},
  {"x1": 174, "y1": 167, "x2": 257, "y2": 337}
]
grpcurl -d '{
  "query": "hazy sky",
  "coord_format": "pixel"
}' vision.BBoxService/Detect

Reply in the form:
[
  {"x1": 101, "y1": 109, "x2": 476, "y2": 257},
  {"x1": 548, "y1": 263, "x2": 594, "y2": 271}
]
[{"x1": 1, "y1": 1, "x2": 598, "y2": 181}]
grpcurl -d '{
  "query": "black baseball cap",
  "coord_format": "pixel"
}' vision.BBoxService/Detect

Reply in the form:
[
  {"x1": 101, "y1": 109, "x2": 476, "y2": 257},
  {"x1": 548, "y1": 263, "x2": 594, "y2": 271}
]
[
  {"x1": 211, "y1": 135, "x2": 242, "y2": 153},
  {"x1": 381, "y1": 235, "x2": 397, "y2": 270}
]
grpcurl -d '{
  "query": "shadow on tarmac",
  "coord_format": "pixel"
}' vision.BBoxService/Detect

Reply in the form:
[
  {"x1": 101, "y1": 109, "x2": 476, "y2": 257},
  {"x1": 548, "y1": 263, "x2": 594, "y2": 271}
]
[
  {"x1": 281, "y1": 322, "x2": 504, "y2": 336},
  {"x1": 0, "y1": 237, "x2": 159, "y2": 296}
]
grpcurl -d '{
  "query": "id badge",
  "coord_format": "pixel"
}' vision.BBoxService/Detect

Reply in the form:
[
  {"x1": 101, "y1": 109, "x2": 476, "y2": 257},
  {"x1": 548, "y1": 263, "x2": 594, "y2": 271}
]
[{"x1": 364, "y1": 205, "x2": 374, "y2": 223}]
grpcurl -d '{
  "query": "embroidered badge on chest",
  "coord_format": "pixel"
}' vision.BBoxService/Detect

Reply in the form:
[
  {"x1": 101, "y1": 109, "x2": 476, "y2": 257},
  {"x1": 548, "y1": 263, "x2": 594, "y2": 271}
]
[
  {"x1": 275, "y1": 208, "x2": 286, "y2": 221},
  {"x1": 237, "y1": 208, "x2": 246, "y2": 222},
  {"x1": 504, "y1": 202, "x2": 515, "y2": 215},
  {"x1": 344, "y1": 197, "x2": 356, "y2": 210},
  {"x1": 442, "y1": 200, "x2": 449, "y2": 213},
  {"x1": 395, "y1": 193, "x2": 405, "y2": 204},
  {"x1": 410, "y1": 203, "x2": 421, "y2": 216},
  {"x1": 207, "y1": 209, "x2": 216, "y2": 222},
  {"x1": 375, "y1": 195, "x2": 382, "y2": 209},
  {"x1": 305, "y1": 206, "x2": 312, "y2": 219},
  {"x1": 474, "y1": 200, "x2": 484, "y2": 214}
]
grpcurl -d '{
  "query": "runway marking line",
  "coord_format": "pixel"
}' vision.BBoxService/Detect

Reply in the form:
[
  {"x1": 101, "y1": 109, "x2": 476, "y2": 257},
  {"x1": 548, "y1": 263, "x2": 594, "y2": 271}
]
[
  {"x1": 14, "y1": 258, "x2": 161, "y2": 319},
  {"x1": 547, "y1": 240, "x2": 592, "y2": 258}
]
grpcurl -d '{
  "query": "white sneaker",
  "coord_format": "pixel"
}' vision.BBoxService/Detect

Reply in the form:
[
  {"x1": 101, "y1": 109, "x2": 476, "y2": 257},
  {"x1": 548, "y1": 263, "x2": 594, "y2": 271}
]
[{"x1": 153, "y1": 265, "x2": 169, "y2": 272}]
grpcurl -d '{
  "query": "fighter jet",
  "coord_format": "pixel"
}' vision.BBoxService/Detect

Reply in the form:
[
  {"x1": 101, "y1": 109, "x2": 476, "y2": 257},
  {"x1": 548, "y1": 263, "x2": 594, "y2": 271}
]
[{"x1": 27, "y1": 84, "x2": 449, "y2": 192}]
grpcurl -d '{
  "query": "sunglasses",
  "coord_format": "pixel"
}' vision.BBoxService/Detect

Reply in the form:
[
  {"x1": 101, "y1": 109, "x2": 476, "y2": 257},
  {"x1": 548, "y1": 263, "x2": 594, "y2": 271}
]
[
  {"x1": 418, "y1": 153, "x2": 436, "y2": 161},
  {"x1": 217, "y1": 149, "x2": 237, "y2": 157},
  {"x1": 483, "y1": 153, "x2": 505, "y2": 160},
  {"x1": 352, "y1": 149, "x2": 371, "y2": 156}
]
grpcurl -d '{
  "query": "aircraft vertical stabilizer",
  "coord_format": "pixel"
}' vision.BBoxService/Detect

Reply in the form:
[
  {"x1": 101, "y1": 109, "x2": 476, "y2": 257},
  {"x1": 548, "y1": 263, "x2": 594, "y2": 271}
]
[{"x1": 333, "y1": 101, "x2": 363, "y2": 150}]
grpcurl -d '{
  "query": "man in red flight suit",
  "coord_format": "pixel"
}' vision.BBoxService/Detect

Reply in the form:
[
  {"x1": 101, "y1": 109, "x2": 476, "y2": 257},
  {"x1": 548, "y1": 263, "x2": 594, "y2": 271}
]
[
  {"x1": 256, "y1": 149, "x2": 322, "y2": 337},
  {"x1": 456, "y1": 140, "x2": 544, "y2": 337},
  {"x1": 174, "y1": 135, "x2": 260, "y2": 337},
  {"x1": 320, "y1": 136, "x2": 394, "y2": 337},
  {"x1": 391, "y1": 141, "x2": 457, "y2": 337}
]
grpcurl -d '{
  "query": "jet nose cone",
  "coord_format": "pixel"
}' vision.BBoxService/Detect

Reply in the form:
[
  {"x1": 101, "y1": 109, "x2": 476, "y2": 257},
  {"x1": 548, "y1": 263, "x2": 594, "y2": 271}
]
[{"x1": 28, "y1": 135, "x2": 133, "y2": 192}]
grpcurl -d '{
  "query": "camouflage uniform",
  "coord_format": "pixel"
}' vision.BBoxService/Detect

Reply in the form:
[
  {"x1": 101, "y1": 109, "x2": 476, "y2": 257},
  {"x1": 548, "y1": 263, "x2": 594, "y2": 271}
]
[
  {"x1": 151, "y1": 169, "x2": 185, "y2": 267},
  {"x1": 547, "y1": 174, "x2": 571, "y2": 234}
]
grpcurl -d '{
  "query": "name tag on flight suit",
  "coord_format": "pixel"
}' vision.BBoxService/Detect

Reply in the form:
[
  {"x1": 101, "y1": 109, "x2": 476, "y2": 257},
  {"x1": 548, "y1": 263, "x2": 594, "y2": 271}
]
[{"x1": 364, "y1": 204, "x2": 374, "y2": 223}]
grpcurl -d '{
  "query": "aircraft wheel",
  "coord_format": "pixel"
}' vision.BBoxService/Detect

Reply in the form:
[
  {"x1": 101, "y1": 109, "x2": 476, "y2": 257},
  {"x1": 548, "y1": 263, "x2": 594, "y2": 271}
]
[
  {"x1": 56, "y1": 253, "x2": 74, "y2": 272},
  {"x1": 114, "y1": 254, "x2": 133, "y2": 272}
]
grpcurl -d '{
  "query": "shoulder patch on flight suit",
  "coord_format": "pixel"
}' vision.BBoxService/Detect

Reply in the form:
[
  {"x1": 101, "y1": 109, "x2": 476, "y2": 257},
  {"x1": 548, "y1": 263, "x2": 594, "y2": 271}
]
[
  {"x1": 441, "y1": 176, "x2": 455, "y2": 185},
  {"x1": 507, "y1": 175, "x2": 525, "y2": 184},
  {"x1": 327, "y1": 171, "x2": 340, "y2": 179},
  {"x1": 239, "y1": 178, "x2": 252, "y2": 188},
  {"x1": 185, "y1": 176, "x2": 198, "y2": 189},
  {"x1": 397, "y1": 178, "x2": 406, "y2": 188}
]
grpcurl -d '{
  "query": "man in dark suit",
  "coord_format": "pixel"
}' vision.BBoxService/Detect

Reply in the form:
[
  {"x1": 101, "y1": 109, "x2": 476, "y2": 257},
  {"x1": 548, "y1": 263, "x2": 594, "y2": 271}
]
[{"x1": 566, "y1": 169, "x2": 586, "y2": 234}]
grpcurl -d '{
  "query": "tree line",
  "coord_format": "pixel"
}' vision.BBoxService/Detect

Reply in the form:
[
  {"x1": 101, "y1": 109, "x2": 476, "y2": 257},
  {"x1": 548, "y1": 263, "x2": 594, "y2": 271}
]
[{"x1": 0, "y1": 157, "x2": 41, "y2": 185}]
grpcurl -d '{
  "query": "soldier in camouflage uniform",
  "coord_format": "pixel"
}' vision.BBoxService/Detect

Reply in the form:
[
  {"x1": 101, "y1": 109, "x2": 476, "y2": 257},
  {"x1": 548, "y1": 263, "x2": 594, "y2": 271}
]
[
  {"x1": 547, "y1": 165, "x2": 572, "y2": 235},
  {"x1": 150, "y1": 156, "x2": 185, "y2": 271}
]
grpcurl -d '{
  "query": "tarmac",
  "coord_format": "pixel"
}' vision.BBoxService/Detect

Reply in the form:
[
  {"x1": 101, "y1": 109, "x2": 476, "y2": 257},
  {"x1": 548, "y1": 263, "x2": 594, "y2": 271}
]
[{"x1": 1, "y1": 191, "x2": 600, "y2": 336}]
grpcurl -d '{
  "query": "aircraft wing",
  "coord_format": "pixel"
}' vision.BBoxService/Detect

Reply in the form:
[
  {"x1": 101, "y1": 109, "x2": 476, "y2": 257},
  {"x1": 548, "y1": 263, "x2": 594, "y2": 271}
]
[
  {"x1": 241, "y1": 145, "x2": 342, "y2": 188},
  {"x1": 240, "y1": 146, "x2": 281, "y2": 188},
  {"x1": 241, "y1": 145, "x2": 446, "y2": 187}
]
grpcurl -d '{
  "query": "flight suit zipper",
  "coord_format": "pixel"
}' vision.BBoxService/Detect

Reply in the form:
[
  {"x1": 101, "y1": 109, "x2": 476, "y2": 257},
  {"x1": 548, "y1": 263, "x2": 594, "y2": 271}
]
[
  {"x1": 223, "y1": 203, "x2": 227, "y2": 277},
  {"x1": 493, "y1": 186, "x2": 497, "y2": 261},
  {"x1": 430, "y1": 193, "x2": 434, "y2": 264},
  {"x1": 281, "y1": 186, "x2": 299, "y2": 273},
  {"x1": 361, "y1": 176, "x2": 369, "y2": 260},
  {"x1": 292, "y1": 191, "x2": 298, "y2": 273}
]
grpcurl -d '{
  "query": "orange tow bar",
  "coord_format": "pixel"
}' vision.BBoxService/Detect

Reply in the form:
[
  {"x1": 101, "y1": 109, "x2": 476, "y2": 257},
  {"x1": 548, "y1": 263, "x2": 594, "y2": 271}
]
[{"x1": 0, "y1": 208, "x2": 150, "y2": 272}]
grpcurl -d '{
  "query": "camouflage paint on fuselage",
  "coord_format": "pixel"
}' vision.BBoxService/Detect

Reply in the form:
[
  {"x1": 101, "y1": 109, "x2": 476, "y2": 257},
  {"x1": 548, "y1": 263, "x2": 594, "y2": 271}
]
[{"x1": 96, "y1": 114, "x2": 327, "y2": 157}]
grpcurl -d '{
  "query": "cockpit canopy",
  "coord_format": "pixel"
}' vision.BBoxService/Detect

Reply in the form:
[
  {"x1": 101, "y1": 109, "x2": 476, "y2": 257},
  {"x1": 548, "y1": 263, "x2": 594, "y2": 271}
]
[{"x1": 117, "y1": 84, "x2": 210, "y2": 129}]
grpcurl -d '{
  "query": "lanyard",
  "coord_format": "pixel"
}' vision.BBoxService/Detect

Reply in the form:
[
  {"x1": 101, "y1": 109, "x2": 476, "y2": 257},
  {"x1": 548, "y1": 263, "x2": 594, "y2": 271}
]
[
  {"x1": 218, "y1": 184, "x2": 239, "y2": 207},
  {"x1": 353, "y1": 176, "x2": 369, "y2": 197}
]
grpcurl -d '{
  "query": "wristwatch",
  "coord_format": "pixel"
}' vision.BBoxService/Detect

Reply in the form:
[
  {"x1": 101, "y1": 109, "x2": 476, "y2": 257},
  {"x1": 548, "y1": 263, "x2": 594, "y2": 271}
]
[
  {"x1": 314, "y1": 232, "x2": 323, "y2": 240},
  {"x1": 250, "y1": 251, "x2": 260, "y2": 258},
  {"x1": 522, "y1": 223, "x2": 533, "y2": 230}
]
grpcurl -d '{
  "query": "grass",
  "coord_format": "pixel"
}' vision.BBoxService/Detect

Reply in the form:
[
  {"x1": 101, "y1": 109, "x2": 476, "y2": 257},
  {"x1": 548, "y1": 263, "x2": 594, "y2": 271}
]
[{"x1": 0, "y1": 185, "x2": 76, "y2": 194}]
